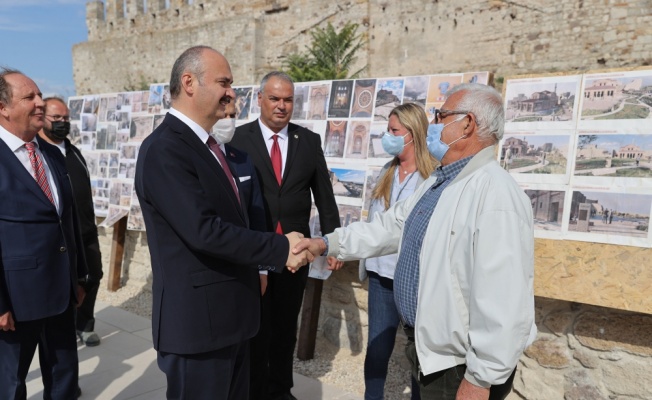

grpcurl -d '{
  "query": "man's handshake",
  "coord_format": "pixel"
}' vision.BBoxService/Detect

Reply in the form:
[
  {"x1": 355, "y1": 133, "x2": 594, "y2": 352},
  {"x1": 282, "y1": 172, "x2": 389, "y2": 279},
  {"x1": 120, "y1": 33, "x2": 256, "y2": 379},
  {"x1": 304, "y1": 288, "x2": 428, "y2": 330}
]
[{"x1": 285, "y1": 234, "x2": 344, "y2": 272}]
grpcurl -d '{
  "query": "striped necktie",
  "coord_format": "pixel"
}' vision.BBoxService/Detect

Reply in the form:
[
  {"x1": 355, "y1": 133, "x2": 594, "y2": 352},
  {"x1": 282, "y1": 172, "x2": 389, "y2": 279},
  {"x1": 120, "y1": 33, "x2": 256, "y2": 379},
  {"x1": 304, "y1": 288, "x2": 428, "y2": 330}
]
[{"x1": 25, "y1": 142, "x2": 55, "y2": 205}]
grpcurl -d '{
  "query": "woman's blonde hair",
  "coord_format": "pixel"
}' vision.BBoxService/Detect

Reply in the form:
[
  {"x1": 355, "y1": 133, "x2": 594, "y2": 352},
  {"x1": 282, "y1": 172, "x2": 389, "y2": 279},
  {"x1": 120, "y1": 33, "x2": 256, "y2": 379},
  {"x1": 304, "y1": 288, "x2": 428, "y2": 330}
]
[{"x1": 372, "y1": 103, "x2": 437, "y2": 209}]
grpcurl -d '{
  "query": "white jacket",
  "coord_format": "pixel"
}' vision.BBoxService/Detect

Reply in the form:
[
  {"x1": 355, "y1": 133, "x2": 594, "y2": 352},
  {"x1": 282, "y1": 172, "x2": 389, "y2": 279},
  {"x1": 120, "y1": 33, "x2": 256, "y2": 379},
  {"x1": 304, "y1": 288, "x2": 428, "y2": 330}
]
[{"x1": 327, "y1": 146, "x2": 537, "y2": 388}]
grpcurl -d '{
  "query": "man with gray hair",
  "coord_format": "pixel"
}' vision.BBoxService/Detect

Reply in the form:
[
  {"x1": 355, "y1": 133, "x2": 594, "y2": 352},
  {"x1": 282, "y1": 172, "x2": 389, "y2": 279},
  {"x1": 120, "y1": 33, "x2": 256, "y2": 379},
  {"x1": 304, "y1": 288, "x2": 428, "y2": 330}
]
[{"x1": 294, "y1": 83, "x2": 537, "y2": 400}]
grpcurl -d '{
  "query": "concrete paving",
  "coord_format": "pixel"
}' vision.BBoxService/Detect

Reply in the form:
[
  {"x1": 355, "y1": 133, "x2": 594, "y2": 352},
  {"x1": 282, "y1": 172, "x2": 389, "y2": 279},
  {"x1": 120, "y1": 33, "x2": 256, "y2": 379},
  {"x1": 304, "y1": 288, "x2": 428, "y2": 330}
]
[{"x1": 26, "y1": 302, "x2": 361, "y2": 400}]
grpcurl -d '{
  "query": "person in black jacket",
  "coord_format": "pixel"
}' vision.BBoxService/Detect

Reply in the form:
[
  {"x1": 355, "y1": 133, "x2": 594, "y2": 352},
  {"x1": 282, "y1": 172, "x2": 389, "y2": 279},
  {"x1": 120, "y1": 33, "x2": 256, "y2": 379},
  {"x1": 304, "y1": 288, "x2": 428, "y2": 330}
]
[{"x1": 39, "y1": 97, "x2": 103, "y2": 347}]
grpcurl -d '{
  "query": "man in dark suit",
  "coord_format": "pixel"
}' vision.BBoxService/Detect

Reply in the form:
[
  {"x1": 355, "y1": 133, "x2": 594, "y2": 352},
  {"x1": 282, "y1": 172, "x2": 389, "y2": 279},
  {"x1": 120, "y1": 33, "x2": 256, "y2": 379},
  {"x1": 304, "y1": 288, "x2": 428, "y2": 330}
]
[
  {"x1": 134, "y1": 46, "x2": 311, "y2": 400},
  {"x1": 230, "y1": 71, "x2": 342, "y2": 400},
  {"x1": 0, "y1": 68, "x2": 87, "y2": 399},
  {"x1": 38, "y1": 97, "x2": 104, "y2": 348}
]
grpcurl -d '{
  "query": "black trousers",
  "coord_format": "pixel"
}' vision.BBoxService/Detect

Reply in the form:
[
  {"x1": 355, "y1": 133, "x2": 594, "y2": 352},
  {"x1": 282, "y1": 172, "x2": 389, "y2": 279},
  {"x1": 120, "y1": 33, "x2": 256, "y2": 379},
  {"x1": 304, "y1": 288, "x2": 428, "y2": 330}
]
[
  {"x1": 0, "y1": 305, "x2": 79, "y2": 400},
  {"x1": 76, "y1": 240, "x2": 103, "y2": 332},
  {"x1": 157, "y1": 340, "x2": 250, "y2": 400},
  {"x1": 404, "y1": 326, "x2": 516, "y2": 400},
  {"x1": 249, "y1": 265, "x2": 309, "y2": 399}
]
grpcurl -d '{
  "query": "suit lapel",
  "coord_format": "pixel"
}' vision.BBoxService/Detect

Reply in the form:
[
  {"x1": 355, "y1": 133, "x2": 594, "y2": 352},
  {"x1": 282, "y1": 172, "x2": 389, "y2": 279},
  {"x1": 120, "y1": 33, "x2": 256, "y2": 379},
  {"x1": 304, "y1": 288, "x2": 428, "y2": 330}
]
[
  {"x1": 167, "y1": 115, "x2": 245, "y2": 222},
  {"x1": 284, "y1": 124, "x2": 300, "y2": 184},
  {"x1": 224, "y1": 146, "x2": 249, "y2": 227},
  {"x1": 0, "y1": 138, "x2": 58, "y2": 211},
  {"x1": 247, "y1": 122, "x2": 278, "y2": 184}
]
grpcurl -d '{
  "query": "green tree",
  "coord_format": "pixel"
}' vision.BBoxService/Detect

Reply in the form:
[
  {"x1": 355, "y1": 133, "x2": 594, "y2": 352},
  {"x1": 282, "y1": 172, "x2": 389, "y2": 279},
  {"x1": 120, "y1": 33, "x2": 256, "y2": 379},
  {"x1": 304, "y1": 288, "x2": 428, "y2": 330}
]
[{"x1": 284, "y1": 22, "x2": 366, "y2": 82}]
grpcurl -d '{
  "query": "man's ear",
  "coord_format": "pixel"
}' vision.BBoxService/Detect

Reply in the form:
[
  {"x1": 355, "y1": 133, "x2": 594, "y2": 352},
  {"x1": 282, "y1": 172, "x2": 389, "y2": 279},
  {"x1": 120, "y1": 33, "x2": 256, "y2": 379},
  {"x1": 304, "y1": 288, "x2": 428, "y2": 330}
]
[
  {"x1": 0, "y1": 101, "x2": 9, "y2": 118},
  {"x1": 463, "y1": 113, "x2": 476, "y2": 136},
  {"x1": 180, "y1": 73, "x2": 195, "y2": 96}
]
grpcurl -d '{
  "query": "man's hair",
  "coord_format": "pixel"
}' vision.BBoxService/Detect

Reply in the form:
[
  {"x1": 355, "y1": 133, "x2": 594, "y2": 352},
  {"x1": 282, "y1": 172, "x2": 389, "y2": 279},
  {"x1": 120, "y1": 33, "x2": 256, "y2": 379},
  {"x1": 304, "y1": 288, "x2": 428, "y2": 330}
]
[
  {"x1": 0, "y1": 67, "x2": 23, "y2": 106},
  {"x1": 44, "y1": 96, "x2": 68, "y2": 109},
  {"x1": 259, "y1": 71, "x2": 294, "y2": 94},
  {"x1": 445, "y1": 83, "x2": 505, "y2": 143},
  {"x1": 169, "y1": 45, "x2": 213, "y2": 99}
]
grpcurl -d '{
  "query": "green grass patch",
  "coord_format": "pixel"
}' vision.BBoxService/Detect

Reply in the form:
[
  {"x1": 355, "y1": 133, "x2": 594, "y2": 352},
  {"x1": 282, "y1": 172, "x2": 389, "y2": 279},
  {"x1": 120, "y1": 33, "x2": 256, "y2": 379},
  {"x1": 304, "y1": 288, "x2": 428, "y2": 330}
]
[{"x1": 596, "y1": 104, "x2": 649, "y2": 120}]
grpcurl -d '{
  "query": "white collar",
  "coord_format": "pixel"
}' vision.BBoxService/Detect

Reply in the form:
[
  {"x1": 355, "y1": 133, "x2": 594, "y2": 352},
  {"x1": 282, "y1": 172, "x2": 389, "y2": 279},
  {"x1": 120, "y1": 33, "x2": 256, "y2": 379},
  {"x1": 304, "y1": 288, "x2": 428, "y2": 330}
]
[{"x1": 257, "y1": 118, "x2": 288, "y2": 142}]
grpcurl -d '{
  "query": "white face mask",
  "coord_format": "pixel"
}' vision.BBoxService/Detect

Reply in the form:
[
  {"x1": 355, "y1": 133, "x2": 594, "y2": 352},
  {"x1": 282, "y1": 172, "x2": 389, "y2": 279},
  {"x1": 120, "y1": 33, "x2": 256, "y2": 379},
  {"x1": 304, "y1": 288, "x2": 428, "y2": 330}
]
[{"x1": 211, "y1": 118, "x2": 236, "y2": 144}]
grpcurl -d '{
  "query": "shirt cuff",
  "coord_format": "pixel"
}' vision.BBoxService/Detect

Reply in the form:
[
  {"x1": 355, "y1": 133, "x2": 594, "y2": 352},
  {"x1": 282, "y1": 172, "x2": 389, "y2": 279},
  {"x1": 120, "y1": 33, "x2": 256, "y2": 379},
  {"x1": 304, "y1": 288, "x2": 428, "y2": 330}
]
[
  {"x1": 258, "y1": 270, "x2": 269, "y2": 275},
  {"x1": 321, "y1": 236, "x2": 329, "y2": 256}
]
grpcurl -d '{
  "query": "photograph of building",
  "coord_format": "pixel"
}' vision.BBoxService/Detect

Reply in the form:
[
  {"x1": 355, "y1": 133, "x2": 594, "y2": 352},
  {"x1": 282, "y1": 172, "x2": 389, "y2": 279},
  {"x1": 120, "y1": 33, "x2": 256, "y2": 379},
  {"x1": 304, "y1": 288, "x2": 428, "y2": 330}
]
[
  {"x1": 505, "y1": 81, "x2": 577, "y2": 122},
  {"x1": 344, "y1": 121, "x2": 370, "y2": 159},
  {"x1": 525, "y1": 189, "x2": 565, "y2": 231},
  {"x1": 374, "y1": 78, "x2": 404, "y2": 121},
  {"x1": 574, "y1": 134, "x2": 652, "y2": 177},
  {"x1": 501, "y1": 134, "x2": 569, "y2": 174},
  {"x1": 581, "y1": 74, "x2": 652, "y2": 120}
]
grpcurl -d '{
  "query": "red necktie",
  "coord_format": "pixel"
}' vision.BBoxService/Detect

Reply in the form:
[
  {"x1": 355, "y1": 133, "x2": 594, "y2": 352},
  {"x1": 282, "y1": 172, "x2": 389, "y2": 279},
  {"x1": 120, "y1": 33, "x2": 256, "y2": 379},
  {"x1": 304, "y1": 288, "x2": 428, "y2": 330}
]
[
  {"x1": 271, "y1": 135, "x2": 283, "y2": 233},
  {"x1": 25, "y1": 142, "x2": 55, "y2": 205},
  {"x1": 207, "y1": 136, "x2": 240, "y2": 204}
]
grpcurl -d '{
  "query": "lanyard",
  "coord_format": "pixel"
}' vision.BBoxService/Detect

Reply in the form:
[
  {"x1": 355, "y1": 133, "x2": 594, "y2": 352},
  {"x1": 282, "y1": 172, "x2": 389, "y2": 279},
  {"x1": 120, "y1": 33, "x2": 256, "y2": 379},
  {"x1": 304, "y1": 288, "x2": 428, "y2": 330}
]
[{"x1": 390, "y1": 169, "x2": 417, "y2": 206}]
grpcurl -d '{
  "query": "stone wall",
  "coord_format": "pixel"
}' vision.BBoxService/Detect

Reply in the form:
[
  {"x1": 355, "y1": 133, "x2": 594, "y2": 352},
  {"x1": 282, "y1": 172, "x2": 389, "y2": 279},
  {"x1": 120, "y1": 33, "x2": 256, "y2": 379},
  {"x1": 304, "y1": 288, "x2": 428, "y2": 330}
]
[{"x1": 85, "y1": 0, "x2": 652, "y2": 397}]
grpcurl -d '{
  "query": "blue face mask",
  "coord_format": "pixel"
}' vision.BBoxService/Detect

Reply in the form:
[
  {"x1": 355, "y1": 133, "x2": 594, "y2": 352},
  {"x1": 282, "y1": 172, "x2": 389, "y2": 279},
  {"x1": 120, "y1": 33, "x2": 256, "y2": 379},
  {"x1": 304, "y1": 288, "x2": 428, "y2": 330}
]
[
  {"x1": 426, "y1": 117, "x2": 466, "y2": 161},
  {"x1": 381, "y1": 132, "x2": 412, "y2": 156}
]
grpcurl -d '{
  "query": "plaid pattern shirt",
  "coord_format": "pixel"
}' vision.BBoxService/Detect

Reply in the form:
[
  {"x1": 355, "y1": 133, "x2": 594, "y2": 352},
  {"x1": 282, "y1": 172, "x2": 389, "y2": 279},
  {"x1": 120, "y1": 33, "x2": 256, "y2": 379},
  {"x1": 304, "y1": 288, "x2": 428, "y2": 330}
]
[{"x1": 394, "y1": 156, "x2": 471, "y2": 327}]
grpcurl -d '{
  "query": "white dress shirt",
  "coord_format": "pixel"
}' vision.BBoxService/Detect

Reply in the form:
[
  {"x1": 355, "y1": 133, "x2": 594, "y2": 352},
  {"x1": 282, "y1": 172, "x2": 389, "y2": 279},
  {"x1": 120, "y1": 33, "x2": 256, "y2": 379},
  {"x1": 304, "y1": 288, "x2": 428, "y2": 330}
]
[{"x1": 258, "y1": 118, "x2": 289, "y2": 177}]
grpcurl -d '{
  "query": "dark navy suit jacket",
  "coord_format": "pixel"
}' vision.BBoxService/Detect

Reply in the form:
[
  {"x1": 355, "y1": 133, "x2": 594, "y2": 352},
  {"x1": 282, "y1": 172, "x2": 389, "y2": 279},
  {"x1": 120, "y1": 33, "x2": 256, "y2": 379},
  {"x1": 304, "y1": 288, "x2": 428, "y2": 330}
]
[
  {"x1": 0, "y1": 135, "x2": 86, "y2": 322},
  {"x1": 134, "y1": 114, "x2": 290, "y2": 355}
]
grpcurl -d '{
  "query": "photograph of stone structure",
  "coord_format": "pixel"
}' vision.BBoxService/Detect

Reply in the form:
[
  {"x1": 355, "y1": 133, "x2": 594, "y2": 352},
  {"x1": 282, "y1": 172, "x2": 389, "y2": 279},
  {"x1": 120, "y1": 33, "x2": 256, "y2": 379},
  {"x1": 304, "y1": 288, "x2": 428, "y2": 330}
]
[
  {"x1": 324, "y1": 120, "x2": 347, "y2": 157},
  {"x1": 525, "y1": 189, "x2": 565, "y2": 231},
  {"x1": 351, "y1": 79, "x2": 376, "y2": 117},
  {"x1": 129, "y1": 115, "x2": 154, "y2": 142},
  {"x1": 362, "y1": 167, "x2": 382, "y2": 219},
  {"x1": 581, "y1": 73, "x2": 652, "y2": 120},
  {"x1": 402, "y1": 76, "x2": 428, "y2": 107},
  {"x1": 501, "y1": 134, "x2": 569, "y2": 174},
  {"x1": 329, "y1": 168, "x2": 365, "y2": 199},
  {"x1": 68, "y1": 98, "x2": 83, "y2": 120},
  {"x1": 292, "y1": 84, "x2": 311, "y2": 120},
  {"x1": 337, "y1": 204, "x2": 362, "y2": 228},
  {"x1": 367, "y1": 122, "x2": 391, "y2": 159},
  {"x1": 344, "y1": 121, "x2": 370, "y2": 159},
  {"x1": 96, "y1": 123, "x2": 117, "y2": 150},
  {"x1": 374, "y1": 78, "x2": 404, "y2": 121},
  {"x1": 234, "y1": 87, "x2": 253, "y2": 120},
  {"x1": 147, "y1": 84, "x2": 165, "y2": 113},
  {"x1": 505, "y1": 81, "x2": 577, "y2": 123},
  {"x1": 568, "y1": 190, "x2": 651, "y2": 239},
  {"x1": 308, "y1": 83, "x2": 330, "y2": 120},
  {"x1": 83, "y1": 96, "x2": 99, "y2": 114},
  {"x1": 574, "y1": 134, "x2": 652, "y2": 177},
  {"x1": 328, "y1": 80, "x2": 354, "y2": 118},
  {"x1": 69, "y1": 121, "x2": 81, "y2": 146}
]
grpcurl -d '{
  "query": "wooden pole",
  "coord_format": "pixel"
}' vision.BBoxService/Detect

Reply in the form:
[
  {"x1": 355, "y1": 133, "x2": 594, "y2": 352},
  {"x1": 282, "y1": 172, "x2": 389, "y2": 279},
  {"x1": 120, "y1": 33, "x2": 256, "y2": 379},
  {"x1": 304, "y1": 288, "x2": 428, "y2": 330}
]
[
  {"x1": 297, "y1": 277, "x2": 323, "y2": 360},
  {"x1": 107, "y1": 216, "x2": 128, "y2": 291}
]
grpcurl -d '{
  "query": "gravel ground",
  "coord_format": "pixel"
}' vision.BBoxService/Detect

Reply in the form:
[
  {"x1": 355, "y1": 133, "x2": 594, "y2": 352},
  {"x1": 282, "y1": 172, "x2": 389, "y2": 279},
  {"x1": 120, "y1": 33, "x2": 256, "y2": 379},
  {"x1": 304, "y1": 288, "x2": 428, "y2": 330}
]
[{"x1": 97, "y1": 283, "x2": 415, "y2": 399}]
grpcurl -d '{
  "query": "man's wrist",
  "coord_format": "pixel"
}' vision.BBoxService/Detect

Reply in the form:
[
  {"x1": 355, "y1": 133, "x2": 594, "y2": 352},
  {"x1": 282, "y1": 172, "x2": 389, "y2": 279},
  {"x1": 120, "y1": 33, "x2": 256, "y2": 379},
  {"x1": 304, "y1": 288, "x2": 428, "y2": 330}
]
[{"x1": 321, "y1": 236, "x2": 329, "y2": 256}]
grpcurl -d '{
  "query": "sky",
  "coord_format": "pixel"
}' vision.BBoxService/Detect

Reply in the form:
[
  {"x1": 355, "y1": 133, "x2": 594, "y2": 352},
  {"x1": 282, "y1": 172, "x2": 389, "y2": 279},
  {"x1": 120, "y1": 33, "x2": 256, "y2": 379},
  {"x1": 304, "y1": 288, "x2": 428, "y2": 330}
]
[{"x1": 0, "y1": 0, "x2": 89, "y2": 99}]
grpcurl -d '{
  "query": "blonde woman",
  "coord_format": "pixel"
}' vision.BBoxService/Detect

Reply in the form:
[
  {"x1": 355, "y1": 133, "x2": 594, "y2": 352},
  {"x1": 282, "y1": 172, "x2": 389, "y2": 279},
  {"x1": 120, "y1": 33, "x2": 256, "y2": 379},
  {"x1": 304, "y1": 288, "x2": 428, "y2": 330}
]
[{"x1": 361, "y1": 103, "x2": 437, "y2": 400}]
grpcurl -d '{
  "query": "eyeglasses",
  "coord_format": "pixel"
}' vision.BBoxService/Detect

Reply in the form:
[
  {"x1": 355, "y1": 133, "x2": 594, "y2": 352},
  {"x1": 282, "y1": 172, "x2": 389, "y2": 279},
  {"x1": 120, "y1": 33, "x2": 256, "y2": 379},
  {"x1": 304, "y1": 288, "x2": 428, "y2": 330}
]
[
  {"x1": 46, "y1": 114, "x2": 71, "y2": 122},
  {"x1": 433, "y1": 109, "x2": 469, "y2": 124}
]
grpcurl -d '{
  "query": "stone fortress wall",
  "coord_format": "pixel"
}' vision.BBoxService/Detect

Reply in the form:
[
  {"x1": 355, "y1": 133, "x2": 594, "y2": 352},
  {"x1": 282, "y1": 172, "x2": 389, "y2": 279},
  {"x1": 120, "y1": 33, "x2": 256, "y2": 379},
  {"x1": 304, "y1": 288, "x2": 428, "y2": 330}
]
[{"x1": 78, "y1": 1, "x2": 652, "y2": 398}]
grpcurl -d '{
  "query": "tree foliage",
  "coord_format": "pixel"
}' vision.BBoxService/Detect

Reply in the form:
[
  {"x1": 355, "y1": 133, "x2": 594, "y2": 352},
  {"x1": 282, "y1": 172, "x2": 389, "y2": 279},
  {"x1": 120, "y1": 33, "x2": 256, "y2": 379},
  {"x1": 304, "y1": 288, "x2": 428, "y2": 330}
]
[{"x1": 284, "y1": 22, "x2": 366, "y2": 82}]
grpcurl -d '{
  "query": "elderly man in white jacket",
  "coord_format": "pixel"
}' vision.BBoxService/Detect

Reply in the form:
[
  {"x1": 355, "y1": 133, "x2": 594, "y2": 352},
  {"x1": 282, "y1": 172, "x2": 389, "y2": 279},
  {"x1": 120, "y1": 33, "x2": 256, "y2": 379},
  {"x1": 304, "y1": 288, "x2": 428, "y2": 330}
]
[{"x1": 294, "y1": 83, "x2": 537, "y2": 400}]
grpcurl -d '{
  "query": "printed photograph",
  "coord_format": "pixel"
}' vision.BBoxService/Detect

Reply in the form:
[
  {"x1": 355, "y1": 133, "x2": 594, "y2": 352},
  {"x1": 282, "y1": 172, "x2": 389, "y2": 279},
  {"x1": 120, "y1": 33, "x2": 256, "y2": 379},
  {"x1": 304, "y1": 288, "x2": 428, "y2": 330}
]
[
  {"x1": 362, "y1": 167, "x2": 382, "y2": 218},
  {"x1": 68, "y1": 98, "x2": 84, "y2": 120},
  {"x1": 234, "y1": 87, "x2": 253, "y2": 120},
  {"x1": 292, "y1": 84, "x2": 311, "y2": 120},
  {"x1": 581, "y1": 73, "x2": 652, "y2": 120},
  {"x1": 308, "y1": 83, "x2": 331, "y2": 120},
  {"x1": 574, "y1": 134, "x2": 652, "y2": 178},
  {"x1": 402, "y1": 76, "x2": 428, "y2": 107},
  {"x1": 501, "y1": 134, "x2": 570, "y2": 174},
  {"x1": 329, "y1": 168, "x2": 365, "y2": 199},
  {"x1": 324, "y1": 120, "x2": 348, "y2": 157},
  {"x1": 82, "y1": 96, "x2": 99, "y2": 114},
  {"x1": 426, "y1": 75, "x2": 463, "y2": 104},
  {"x1": 367, "y1": 122, "x2": 391, "y2": 159},
  {"x1": 120, "y1": 143, "x2": 139, "y2": 161},
  {"x1": 350, "y1": 79, "x2": 376, "y2": 118},
  {"x1": 328, "y1": 80, "x2": 354, "y2": 118},
  {"x1": 524, "y1": 189, "x2": 566, "y2": 231},
  {"x1": 130, "y1": 115, "x2": 154, "y2": 142},
  {"x1": 81, "y1": 113, "x2": 97, "y2": 132},
  {"x1": 505, "y1": 81, "x2": 578, "y2": 123},
  {"x1": 374, "y1": 78, "x2": 405, "y2": 121},
  {"x1": 344, "y1": 121, "x2": 370, "y2": 159},
  {"x1": 337, "y1": 204, "x2": 362, "y2": 228},
  {"x1": 568, "y1": 190, "x2": 651, "y2": 239}
]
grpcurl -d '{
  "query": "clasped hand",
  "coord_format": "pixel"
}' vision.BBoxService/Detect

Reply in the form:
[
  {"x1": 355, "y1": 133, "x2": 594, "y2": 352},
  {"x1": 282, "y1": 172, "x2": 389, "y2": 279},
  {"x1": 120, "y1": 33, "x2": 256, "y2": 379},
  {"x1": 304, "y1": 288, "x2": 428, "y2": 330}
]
[{"x1": 285, "y1": 232, "x2": 314, "y2": 272}]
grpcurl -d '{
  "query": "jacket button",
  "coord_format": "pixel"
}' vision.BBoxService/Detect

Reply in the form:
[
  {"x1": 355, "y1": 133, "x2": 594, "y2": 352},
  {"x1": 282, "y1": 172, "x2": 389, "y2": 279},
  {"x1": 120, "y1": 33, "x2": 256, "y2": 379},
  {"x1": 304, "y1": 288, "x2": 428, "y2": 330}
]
[{"x1": 60, "y1": 246, "x2": 67, "y2": 252}]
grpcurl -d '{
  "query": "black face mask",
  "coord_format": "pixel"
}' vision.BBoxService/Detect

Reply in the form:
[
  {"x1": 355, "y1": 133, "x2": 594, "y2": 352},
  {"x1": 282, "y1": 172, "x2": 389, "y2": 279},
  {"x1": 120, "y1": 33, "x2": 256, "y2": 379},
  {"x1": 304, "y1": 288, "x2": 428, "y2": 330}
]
[{"x1": 48, "y1": 121, "x2": 71, "y2": 141}]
